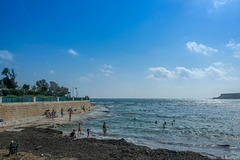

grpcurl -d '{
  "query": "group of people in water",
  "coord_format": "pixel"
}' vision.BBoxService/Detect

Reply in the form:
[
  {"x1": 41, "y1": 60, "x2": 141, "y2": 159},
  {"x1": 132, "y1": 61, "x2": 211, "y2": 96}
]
[
  {"x1": 69, "y1": 122, "x2": 107, "y2": 138},
  {"x1": 134, "y1": 117, "x2": 175, "y2": 128}
]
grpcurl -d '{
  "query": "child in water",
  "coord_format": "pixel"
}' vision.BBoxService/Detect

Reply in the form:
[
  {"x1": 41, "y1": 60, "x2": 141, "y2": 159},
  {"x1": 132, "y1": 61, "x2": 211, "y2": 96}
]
[{"x1": 78, "y1": 123, "x2": 81, "y2": 135}]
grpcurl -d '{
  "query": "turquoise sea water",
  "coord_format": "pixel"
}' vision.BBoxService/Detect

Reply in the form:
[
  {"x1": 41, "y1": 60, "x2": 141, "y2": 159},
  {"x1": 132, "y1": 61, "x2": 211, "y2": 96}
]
[{"x1": 59, "y1": 98, "x2": 240, "y2": 159}]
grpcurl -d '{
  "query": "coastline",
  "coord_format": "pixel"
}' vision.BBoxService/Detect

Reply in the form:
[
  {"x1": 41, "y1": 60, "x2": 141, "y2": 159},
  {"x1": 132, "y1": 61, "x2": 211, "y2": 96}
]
[
  {"x1": 0, "y1": 105, "x2": 101, "y2": 133},
  {"x1": 0, "y1": 106, "x2": 215, "y2": 160}
]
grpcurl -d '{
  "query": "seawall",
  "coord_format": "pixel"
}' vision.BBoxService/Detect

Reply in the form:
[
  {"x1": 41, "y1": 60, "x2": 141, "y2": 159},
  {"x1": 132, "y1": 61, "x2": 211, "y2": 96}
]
[{"x1": 0, "y1": 100, "x2": 91, "y2": 126}]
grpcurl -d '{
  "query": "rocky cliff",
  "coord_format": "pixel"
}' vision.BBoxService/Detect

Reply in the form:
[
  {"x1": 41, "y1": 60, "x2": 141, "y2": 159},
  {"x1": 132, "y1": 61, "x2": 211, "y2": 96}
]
[{"x1": 213, "y1": 93, "x2": 240, "y2": 99}]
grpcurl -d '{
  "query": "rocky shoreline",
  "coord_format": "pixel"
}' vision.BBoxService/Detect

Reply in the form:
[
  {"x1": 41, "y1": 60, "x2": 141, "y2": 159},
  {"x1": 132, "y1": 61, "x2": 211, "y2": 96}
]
[{"x1": 0, "y1": 127, "x2": 216, "y2": 160}]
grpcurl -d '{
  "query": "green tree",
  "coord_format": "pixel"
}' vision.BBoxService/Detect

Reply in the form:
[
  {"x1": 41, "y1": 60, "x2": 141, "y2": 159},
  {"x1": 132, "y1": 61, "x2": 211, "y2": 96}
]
[
  {"x1": 57, "y1": 86, "x2": 68, "y2": 97},
  {"x1": 49, "y1": 81, "x2": 60, "y2": 95},
  {"x1": 36, "y1": 79, "x2": 49, "y2": 95},
  {"x1": 1, "y1": 68, "x2": 18, "y2": 90},
  {"x1": 22, "y1": 84, "x2": 30, "y2": 91},
  {"x1": 31, "y1": 85, "x2": 37, "y2": 91}
]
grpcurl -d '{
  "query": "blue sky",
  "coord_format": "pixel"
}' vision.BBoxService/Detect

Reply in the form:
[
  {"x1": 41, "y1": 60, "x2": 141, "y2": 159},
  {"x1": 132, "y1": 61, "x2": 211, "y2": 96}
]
[{"x1": 1, "y1": 0, "x2": 240, "y2": 98}]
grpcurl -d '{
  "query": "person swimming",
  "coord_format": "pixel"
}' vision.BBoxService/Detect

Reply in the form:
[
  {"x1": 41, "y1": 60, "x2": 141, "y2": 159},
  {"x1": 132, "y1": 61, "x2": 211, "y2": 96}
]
[
  {"x1": 155, "y1": 121, "x2": 158, "y2": 124},
  {"x1": 163, "y1": 122, "x2": 166, "y2": 128}
]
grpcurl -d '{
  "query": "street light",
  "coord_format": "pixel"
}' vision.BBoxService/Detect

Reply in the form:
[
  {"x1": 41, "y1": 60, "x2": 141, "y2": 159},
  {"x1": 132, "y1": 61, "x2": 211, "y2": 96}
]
[{"x1": 75, "y1": 87, "x2": 78, "y2": 97}]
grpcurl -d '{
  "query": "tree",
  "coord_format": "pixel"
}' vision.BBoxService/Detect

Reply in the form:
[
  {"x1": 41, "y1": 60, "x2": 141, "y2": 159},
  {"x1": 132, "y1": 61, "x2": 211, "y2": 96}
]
[
  {"x1": 22, "y1": 84, "x2": 30, "y2": 91},
  {"x1": 1, "y1": 68, "x2": 18, "y2": 90},
  {"x1": 57, "y1": 86, "x2": 68, "y2": 97},
  {"x1": 49, "y1": 81, "x2": 60, "y2": 95},
  {"x1": 36, "y1": 79, "x2": 49, "y2": 94},
  {"x1": 31, "y1": 85, "x2": 37, "y2": 91}
]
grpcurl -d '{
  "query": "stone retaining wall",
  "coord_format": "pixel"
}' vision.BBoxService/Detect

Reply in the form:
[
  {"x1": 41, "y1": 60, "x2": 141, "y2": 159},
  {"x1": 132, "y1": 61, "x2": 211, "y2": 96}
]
[{"x1": 0, "y1": 100, "x2": 91, "y2": 122}]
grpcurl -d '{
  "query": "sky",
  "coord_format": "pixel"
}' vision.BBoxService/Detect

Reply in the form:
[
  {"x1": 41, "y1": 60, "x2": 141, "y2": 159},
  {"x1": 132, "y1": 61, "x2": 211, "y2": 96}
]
[{"x1": 1, "y1": 0, "x2": 240, "y2": 98}]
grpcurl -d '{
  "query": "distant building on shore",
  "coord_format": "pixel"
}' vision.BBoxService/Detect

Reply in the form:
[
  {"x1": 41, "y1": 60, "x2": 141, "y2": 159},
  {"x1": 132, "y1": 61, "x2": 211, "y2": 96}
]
[{"x1": 213, "y1": 93, "x2": 240, "y2": 99}]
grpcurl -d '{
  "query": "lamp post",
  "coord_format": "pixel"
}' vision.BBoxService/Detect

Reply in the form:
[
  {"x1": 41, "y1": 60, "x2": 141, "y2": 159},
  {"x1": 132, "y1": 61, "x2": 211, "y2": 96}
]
[{"x1": 75, "y1": 87, "x2": 78, "y2": 97}]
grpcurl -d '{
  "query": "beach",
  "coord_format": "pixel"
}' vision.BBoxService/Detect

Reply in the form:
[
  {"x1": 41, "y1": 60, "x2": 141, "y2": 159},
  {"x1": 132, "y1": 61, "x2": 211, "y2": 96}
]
[
  {"x1": 0, "y1": 127, "x2": 212, "y2": 160},
  {"x1": 0, "y1": 105, "x2": 214, "y2": 160}
]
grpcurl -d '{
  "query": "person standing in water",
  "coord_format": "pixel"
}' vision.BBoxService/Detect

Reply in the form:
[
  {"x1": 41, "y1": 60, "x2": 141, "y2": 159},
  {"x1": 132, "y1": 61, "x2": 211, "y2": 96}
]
[
  {"x1": 78, "y1": 123, "x2": 82, "y2": 135},
  {"x1": 87, "y1": 129, "x2": 90, "y2": 138},
  {"x1": 103, "y1": 122, "x2": 107, "y2": 135}
]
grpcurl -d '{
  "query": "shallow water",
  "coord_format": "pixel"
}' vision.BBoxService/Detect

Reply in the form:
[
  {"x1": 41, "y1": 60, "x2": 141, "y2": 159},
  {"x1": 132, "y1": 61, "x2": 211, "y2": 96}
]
[{"x1": 58, "y1": 98, "x2": 240, "y2": 159}]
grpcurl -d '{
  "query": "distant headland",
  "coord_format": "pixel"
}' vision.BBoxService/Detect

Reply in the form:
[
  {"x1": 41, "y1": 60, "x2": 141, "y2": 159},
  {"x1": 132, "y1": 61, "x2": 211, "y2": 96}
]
[{"x1": 213, "y1": 93, "x2": 240, "y2": 99}]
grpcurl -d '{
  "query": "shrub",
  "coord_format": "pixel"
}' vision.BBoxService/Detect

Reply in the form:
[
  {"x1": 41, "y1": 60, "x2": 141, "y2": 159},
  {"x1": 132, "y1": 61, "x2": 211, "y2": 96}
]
[
  {"x1": 13, "y1": 90, "x2": 24, "y2": 96},
  {"x1": 2, "y1": 90, "x2": 10, "y2": 96}
]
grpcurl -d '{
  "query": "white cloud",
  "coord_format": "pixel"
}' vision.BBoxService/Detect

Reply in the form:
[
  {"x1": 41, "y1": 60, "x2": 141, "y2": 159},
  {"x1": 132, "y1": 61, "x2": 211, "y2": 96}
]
[
  {"x1": 213, "y1": 0, "x2": 227, "y2": 8},
  {"x1": 226, "y1": 39, "x2": 240, "y2": 58},
  {"x1": 100, "y1": 69, "x2": 113, "y2": 74},
  {"x1": 213, "y1": 62, "x2": 224, "y2": 66},
  {"x1": 226, "y1": 39, "x2": 240, "y2": 49},
  {"x1": 100, "y1": 64, "x2": 114, "y2": 77},
  {"x1": 146, "y1": 67, "x2": 175, "y2": 80},
  {"x1": 175, "y1": 67, "x2": 205, "y2": 79},
  {"x1": 0, "y1": 50, "x2": 13, "y2": 61},
  {"x1": 186, "y1": 41, "x2": 218, "y2": 55},
  {"x1": 103, "y1": 64, "x2": 113, "y2": 69},
  {"x1": 68, "y1": 48, "x2": 79, "y2": 56},
  {"x1": 49, "y1": 70, "x2": 55, "y2": 74},
  {"x1": 147, "y1": 66, "x2": 231, "y2": 80}
]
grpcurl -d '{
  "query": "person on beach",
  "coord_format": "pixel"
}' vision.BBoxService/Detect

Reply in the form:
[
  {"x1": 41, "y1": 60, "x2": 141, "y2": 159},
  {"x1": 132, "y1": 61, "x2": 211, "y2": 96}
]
[
  {"x1": 87, "y1": 129, "x2": 90, "y2": 138},
  {"x1": 61, "y1": 108, "x2": 63, "y2": 118},
  {"x1": 69, "y1": 108, "x2": 73, "y2": 121},
  {"x1": 103, "y1": 122, "x2": 107, "y2": 135},
  {"x1": 52, "y1": 109, "x2": 55, "y2": 120},
  {"x1": 78, "y1": 123, "x2": 82, "y2": 135},
  {"x1": 69, "y1": 129, "x2": 76, "y2": 138}
]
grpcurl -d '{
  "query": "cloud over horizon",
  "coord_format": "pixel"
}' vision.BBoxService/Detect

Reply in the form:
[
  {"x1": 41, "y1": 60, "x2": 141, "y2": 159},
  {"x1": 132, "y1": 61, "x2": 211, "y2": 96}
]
[
  {"x1": 186, "y1": 42, "x2": 218, "y2": 55},
  {"x1": 147, "y1": 66, "x2": 231, "y2": 81}
]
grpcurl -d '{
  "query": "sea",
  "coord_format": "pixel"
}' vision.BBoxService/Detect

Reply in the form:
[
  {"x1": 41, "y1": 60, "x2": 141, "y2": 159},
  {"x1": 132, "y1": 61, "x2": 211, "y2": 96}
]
[{"x1": 57, "y1": 98, "x2": 240, "y2": 159}]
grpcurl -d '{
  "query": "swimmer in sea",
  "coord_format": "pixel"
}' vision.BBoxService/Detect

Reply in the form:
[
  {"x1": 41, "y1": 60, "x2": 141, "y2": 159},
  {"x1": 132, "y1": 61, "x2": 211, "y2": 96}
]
[
  {"x1": 155, "y1": 121, "x2": 158, "y2": 124},
  {"x1": 163, "y1": 123, "x2": 166, "y2": 128}
]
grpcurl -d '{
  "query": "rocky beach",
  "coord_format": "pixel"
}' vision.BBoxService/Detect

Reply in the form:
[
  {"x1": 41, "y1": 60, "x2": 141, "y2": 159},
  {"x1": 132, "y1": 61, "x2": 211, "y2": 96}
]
[
  {"x1": 0, "y1": 127, "x2": 213, "y2": 160},
  {"x1": 0, "y1": 106, "x2": 216, "y2": 160}
]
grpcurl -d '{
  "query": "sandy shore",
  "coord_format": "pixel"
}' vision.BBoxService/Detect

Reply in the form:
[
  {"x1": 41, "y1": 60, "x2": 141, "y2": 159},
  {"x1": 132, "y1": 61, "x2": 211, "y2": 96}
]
[
  {"x1": 0, "y1": 106, "x2": 216, "y2": 160},
  {"x1": 0, "y1": 105, "x2": 101, "y2": 132}
]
